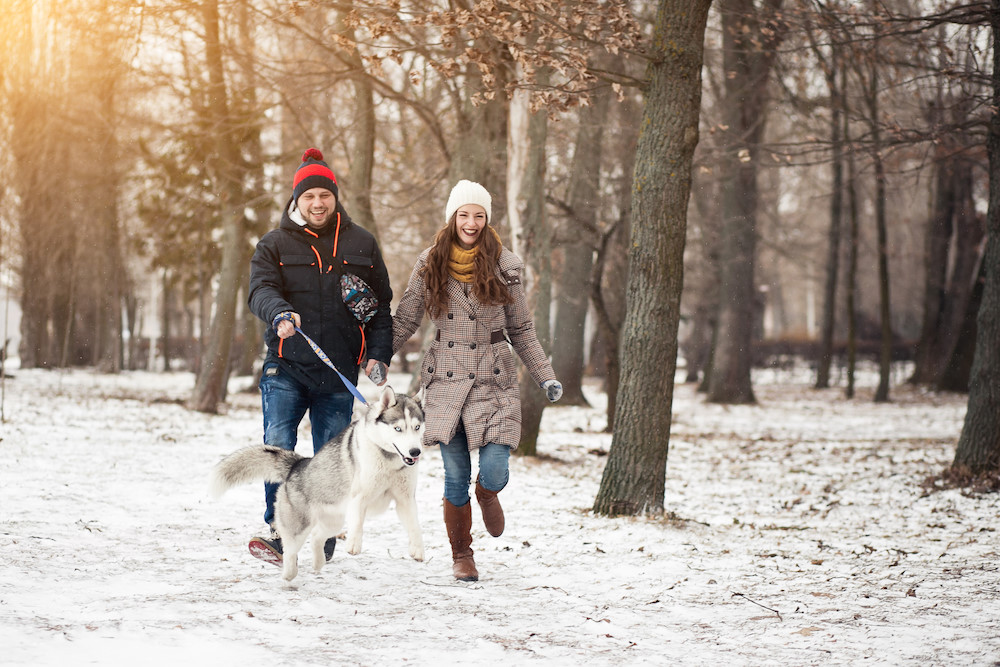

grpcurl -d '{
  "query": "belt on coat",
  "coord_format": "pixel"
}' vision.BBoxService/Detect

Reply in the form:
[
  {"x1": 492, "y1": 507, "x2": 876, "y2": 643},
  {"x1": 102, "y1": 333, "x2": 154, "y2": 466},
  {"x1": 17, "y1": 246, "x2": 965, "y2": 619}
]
[{"x1": 436, "y1": 329, "x2": 506, "y2": 344}]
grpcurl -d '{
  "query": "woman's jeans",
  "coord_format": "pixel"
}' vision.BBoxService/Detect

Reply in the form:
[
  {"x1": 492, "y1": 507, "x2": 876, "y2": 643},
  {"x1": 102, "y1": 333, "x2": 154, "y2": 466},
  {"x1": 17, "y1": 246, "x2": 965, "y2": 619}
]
[
  {"x1": 439, "y1": 422, "x2": 510, "y2": 507},
  {"x1": 259, "y1": 363, "x2": 354, "y2": 526}
]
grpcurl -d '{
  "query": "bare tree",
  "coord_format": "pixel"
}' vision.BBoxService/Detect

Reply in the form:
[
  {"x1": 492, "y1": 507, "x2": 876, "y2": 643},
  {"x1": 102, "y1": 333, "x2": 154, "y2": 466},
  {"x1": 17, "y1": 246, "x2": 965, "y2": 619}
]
[
  {"x1": 594, "y1": 0, "x2": 713, "y2": 516},
  {"x1": 509, "y1": 69, "x2": 552, "y2": 455},
  {"x1": 809, "y1": 14, "x2": 845, "y2": 390},
  {"x1": 705, "y1": 0, "x2": 787, "y2": 405},
  {"x1": 190, "y1": 0, "x2": 256, "y2": 412},
  {"x1": 952, "y1": 0, "x2": 1000, "y2": 477},
  {"x1": 550, "y1": 85, "x2": 612, "y2": 407}
]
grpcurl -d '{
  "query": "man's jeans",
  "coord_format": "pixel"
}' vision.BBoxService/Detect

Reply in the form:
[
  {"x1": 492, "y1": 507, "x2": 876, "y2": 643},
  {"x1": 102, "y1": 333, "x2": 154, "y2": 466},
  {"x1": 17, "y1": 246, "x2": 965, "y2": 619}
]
[
  {"x1": 439, "y1": 422, "x2": 510, "y2": 507},
  {"x1": 259, "y1": 363, "x2": 354, "y2": 526}
]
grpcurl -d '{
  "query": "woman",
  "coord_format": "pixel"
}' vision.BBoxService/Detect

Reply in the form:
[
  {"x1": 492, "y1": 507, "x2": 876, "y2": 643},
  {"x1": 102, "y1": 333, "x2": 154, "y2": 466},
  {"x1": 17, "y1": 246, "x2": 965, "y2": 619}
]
[{"x1": 392, "y1": 179, "x2": 563, "y2": 582}]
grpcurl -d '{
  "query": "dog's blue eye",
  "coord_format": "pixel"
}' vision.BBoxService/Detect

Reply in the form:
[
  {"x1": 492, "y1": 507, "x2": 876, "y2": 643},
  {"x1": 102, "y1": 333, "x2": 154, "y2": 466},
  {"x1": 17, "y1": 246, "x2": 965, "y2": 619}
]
[
  {"x1": 395, "y1": 426, "x2": 402, "y2": 432},
  {"x1": 415, "y1": 425, "x2": 420, "y2": 431}
]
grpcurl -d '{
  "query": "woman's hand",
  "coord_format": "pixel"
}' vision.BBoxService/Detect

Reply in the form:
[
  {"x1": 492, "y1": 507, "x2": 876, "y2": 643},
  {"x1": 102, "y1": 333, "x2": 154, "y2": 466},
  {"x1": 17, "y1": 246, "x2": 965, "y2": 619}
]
[{"x1": 542, "y1": 379, "x2": 563, "y2": 402}]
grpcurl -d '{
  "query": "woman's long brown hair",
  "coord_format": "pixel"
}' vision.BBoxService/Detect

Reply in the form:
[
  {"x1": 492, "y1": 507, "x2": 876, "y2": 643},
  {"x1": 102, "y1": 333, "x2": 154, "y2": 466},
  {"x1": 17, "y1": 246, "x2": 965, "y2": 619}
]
[{"x1": 422, "y1": 214, "x2": 513, "y2": 318}]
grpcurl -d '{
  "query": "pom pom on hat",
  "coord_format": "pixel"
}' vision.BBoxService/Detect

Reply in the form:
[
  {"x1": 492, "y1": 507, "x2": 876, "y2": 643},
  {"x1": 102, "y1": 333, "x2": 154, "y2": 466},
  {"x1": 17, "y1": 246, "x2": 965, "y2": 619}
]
[
  {"x1": 445, "y1": 179, "x2": 492, "y2": 225},
  {"x1": 293, "y1": 148, "x2": 338, "y2": 204}
]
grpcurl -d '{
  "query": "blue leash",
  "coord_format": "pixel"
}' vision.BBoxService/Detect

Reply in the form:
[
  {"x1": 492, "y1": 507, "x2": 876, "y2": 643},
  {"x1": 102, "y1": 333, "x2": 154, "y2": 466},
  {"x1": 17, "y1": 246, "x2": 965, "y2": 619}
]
[{"x1": 273, "y1": 313, "x2": 367, "y2": 405}]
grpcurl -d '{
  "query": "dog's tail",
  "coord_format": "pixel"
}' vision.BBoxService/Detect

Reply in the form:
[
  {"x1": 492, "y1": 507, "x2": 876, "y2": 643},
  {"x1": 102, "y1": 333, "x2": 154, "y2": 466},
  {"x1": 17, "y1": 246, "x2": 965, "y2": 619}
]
[{"x1": 209, "y1": 446, "x2": 302, "y2": 499}]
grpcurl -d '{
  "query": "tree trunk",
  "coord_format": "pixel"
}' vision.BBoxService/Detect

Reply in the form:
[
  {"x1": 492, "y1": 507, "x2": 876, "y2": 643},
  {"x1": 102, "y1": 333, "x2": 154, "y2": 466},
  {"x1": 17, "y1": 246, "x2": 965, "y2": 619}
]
[
  {"x1": 869, "y1": 52, "x2": 893, "y2": 404},
  {"x1": 232, "y1": 0, "x2": 268, "y2": 381},
  {"x1": 953, "y1": 2, "x2": 1000, "y2": 474},
  {"x1": 11, "y1": 0, "x2": 53, "y2": 369},
  {"x1": 911, "y1": 157, "x2": 954, "y2": 386},
  {"x1": 706, "y1": 0, "x2": 786, "y2": 405},
  {"x1": 815, "y1": 55, "x2": 843, "y2": 389},
  {"x1": 845, "y1": 143, "x2": 860, "y2": 399},
  {"x1": 190, "y1": 0, "x2": 247, "y2": 412},
  {"x1": 938, "y1": 254, "x2": 985, "y2": 392},
  {"x1": 594, "y1": 0, "x2": 711, "y2": 516},
  {"x1": 684, "y1": 176, "x2": 720, "y2": 387},
  {"x1": 551, "y1": 87, "x2": 611, "y2": 407},
  {"x1": 161, "y1": 270, "x2": 172, "y2": 371},
  {"x1": 93, "y1": 67, "x2": 124, "y2": 373},
  {"x1": 590, "y1": 219, "x2": 625, "y2": 430},
  {"x1": 934, "y1": 164, "x2": 985, "y2": 391},
  {"x1": 338, "y1": 3, "x2": 379, "y2": 241},
  {"x1": 592, "y1": 131, "x2": 635, "y2": 426},
  {"x1": 509, "y1": 73, "x2": 552, "y2": 456}
]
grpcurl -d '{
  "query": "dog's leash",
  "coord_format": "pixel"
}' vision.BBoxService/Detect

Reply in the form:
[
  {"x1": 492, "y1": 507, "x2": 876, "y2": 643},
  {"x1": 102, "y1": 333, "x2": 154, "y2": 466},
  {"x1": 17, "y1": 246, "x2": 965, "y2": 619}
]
[{"x1": 273, "y1": 312, "x2": 368, "y2": 405}]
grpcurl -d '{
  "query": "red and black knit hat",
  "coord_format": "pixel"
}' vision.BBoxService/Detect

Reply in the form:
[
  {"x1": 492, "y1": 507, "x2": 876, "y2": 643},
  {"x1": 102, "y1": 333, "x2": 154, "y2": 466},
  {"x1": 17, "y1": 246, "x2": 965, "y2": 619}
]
[{"x1": 292, "y1": 148, "x2": 338, "y2": 204}]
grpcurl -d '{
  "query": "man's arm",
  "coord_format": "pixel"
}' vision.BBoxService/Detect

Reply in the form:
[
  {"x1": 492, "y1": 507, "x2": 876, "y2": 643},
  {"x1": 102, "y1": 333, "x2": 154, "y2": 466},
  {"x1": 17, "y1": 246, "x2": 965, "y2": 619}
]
[{"x1": 248, "y1": 238, "x2": 293, "y2": 326}]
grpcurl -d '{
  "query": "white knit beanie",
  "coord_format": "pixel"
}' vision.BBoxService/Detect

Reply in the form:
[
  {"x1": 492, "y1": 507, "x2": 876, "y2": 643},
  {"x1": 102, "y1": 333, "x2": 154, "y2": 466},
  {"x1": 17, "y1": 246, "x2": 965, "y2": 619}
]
[{"x1": 445, "y1": 179, "x2": 492, "y2": 224}]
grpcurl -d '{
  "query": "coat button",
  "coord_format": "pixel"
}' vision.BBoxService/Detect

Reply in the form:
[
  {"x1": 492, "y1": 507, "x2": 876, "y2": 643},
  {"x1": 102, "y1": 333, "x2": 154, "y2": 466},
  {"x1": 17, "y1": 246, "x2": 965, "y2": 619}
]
[
  {"x1": 469, "y1": 314, "x2": 475, "y2": 320},
  {"x1": 470, "y1": 343, "x2": 477, "y2": 350},
  {"x1": 447, "y1": 371, "x2": 453, "y2": 377},
  {"x1": 447, "y1": 313, "x2": 453, "y2": 319},
  {"x1": 448, "y1": 341, "x2": 454, "y2": 348},
  {"x1": 494, "y1": 368, "x2": 500, "y2": 374},
  {"x1": 469, "y1": 373, "x2": 475, "y2": 379},
  {"x1": 428, "y1": 367, "x2": 434, "y2": 373}
]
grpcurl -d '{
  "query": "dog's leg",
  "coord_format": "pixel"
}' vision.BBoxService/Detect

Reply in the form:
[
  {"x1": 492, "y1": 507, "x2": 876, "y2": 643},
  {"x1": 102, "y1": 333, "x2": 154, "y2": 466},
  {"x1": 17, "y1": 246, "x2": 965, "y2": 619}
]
[
  {"x1": 311, "y1": 511, "x2": 343, "y2": 572},
  {"x1": 275, "y1": 511, "x2": 307, "y2": 583},
  {"x1": 279, "y1": 529, "x2": 306, "y2": 582},
  {"x1": 344, "y1": 496, "x2": 367, "y2": 555},
  {"x1": 394, "y1": 492, "x2": 424, "y2": 561},
  {"x1": 311, "y1": 533, "x2": 325, "y2": 572}
]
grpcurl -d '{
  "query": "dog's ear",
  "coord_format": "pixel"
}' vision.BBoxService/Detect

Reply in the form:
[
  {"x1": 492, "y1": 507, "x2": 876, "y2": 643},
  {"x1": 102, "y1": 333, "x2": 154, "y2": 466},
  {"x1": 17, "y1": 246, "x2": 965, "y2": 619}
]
[
  {"x1": 415, "y1": 386, "x2": 426, "y2": 409},
  {"x1": 379, "y1": 385, "x2": 397, "y2": 411}
]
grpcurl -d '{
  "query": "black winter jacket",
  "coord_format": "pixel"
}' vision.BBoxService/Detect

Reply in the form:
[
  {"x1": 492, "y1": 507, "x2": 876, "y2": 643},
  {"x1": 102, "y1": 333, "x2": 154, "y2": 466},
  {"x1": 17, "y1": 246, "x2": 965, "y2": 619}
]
[{"x1": 248, "y1": 197, "x2": 393, "y2": 392}]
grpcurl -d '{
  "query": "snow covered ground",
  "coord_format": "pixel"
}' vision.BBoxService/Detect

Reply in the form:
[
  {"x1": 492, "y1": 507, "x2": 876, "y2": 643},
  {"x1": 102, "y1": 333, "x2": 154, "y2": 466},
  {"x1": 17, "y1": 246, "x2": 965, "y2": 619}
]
[{"x1": 1, "y1": 365, "x2": 997, "y2": 666}]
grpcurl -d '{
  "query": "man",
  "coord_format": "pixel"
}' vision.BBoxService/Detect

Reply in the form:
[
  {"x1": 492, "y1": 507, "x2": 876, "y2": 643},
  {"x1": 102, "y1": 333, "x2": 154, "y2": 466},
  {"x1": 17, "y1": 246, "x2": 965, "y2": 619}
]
[{"x1": 246, "y1": 148, "x2": 392, "y2": 565}]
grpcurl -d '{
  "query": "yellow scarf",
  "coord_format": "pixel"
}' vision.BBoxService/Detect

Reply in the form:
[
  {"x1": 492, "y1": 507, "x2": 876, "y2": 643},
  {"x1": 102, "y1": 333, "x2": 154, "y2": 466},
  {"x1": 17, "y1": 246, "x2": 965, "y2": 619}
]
[
  {"x1": 447, "y1": 227, "x2": 502, "y2": 283},
  {"x1": 448, "y1": 244, "x2": 477, "y2": 283}
]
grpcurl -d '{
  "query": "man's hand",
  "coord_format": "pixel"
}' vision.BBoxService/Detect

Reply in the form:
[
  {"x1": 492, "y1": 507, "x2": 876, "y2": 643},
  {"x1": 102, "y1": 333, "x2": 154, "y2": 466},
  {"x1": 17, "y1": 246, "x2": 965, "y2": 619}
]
[
  {"x1": 366, "y1": 359, "x2": 388, "y2": 386},
  {"x1": 274, "y1": 312, "x2": 301, "y2": 339}
]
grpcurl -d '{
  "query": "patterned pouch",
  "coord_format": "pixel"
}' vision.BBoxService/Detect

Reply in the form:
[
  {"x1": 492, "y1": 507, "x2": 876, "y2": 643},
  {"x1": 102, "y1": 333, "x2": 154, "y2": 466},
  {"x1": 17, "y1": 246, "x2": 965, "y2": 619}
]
[{"x1": 340, "y1": 272, "x2": 379, "y2": 324}]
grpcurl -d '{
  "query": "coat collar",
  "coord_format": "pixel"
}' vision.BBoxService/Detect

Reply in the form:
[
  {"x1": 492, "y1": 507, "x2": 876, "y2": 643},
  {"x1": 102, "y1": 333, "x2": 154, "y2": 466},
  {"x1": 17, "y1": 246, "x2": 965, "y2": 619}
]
[{"x1": 446, "y1": 276, "x2": 481, "y2": 320}]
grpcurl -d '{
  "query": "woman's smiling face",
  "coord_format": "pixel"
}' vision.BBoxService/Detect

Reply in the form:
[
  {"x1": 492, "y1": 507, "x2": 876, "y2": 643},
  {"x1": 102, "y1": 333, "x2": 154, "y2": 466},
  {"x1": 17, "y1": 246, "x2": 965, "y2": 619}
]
[{"x1": 454, "y1": 204, "x2": 488, "y2": 249}]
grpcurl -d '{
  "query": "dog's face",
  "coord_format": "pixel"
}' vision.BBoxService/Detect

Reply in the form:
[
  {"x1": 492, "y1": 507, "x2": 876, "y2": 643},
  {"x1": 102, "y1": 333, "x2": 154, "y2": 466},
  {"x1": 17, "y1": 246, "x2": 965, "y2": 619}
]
[{"x1": 364, "y1": 386, "x2": 425, "y2": 466}]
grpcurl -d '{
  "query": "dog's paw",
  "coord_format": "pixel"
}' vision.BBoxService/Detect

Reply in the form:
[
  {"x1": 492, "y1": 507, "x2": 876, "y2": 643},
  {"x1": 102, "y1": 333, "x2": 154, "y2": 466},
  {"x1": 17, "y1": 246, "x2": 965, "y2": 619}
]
[
  {"x1": 410, "y1": 545, "x2": 425, "y2": 561},
  {"x1": 345, "y1": 539, "x2": 362, "y2": 555}
]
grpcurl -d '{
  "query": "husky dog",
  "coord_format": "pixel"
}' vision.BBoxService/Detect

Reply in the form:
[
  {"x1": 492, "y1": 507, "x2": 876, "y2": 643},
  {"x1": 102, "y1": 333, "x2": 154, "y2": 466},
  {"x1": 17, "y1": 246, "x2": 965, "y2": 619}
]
[{"x1": 210, "y1": 386, "x2": 425, "y2": 582}]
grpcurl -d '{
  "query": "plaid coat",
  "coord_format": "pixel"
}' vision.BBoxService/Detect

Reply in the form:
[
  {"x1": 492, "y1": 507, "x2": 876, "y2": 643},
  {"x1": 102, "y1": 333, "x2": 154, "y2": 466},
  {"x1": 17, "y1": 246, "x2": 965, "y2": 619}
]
[{"x1": 392, "y1": 247, "x2": 556, "y2": 451}]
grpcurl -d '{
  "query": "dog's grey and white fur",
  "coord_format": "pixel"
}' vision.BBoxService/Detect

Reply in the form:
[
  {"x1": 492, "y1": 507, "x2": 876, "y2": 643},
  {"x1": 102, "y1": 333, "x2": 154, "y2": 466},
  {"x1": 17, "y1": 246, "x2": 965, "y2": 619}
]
[{"x1": 210, "y1": 386, "x2": 425, "y2": 582}]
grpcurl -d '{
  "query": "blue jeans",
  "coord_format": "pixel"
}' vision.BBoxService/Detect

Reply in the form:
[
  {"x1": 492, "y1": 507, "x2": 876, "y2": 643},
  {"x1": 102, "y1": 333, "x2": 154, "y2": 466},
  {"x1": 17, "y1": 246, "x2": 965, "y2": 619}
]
[
  {"x1": 259, "y1": 363, "x2": 354, "y2": 525},
  {"x1": 439, "y1": 422, "x2": 510, "y2": 507}
]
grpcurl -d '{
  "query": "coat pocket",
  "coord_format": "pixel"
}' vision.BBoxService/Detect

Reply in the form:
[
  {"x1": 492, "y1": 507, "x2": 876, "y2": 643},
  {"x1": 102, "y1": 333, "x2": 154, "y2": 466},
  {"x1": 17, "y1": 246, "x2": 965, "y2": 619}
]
[
  {"x1": 491, "y1": 345, "x2": 517, "y2": 389},
  {"x1": 280, "y1": 254, "x2": 319, "y2": 293},
  {"x1": 420, "y1": 347, "x2": 437, "y2": 388}
]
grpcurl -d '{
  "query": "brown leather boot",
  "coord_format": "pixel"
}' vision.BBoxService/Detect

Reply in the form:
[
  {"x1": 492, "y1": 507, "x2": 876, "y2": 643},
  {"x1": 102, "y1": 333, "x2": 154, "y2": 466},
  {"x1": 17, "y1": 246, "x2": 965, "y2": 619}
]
[
  {"x1": 475, "y1": 479, "x2": 505, "y2": 537},
  {"x1": 443, "y1": 499, "x2": 478, "y2": 582}
]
